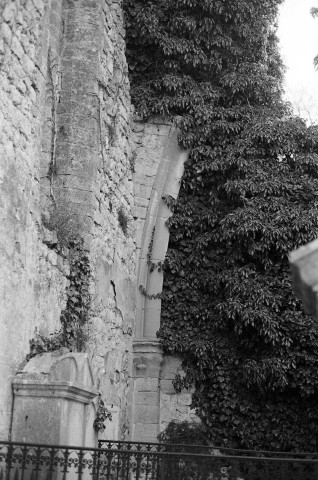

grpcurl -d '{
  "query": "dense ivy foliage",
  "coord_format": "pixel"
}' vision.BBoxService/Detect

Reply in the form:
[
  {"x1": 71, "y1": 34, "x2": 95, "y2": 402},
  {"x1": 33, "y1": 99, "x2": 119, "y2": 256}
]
[
  {"x1": 124, "y1": 0, "x2": 318, "y2": 450},
  {"x1": 158, "y1": 420, "x2": 209, "y2": 446}
]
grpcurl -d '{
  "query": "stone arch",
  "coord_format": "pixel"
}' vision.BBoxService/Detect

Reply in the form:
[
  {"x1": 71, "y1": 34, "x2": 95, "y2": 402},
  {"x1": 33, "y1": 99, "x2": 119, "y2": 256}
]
[
  {"x1": 131, "y1": 119, "x2": 189, "y2": 441},
  {"x1": 133, "y1": 119, "x2": 189, "y2": 340}
]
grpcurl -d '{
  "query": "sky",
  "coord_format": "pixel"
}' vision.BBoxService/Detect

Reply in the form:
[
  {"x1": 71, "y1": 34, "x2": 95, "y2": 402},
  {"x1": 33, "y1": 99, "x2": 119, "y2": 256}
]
[{"x1": 278, "y1": 0, "x2": 318, "y2": 123}]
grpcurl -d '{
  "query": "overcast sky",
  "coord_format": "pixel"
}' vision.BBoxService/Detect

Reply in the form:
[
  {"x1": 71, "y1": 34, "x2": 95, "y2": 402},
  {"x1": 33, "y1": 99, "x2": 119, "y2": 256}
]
[{"x1": 278, "y1": 0, "x2": 318, "y2": 122}]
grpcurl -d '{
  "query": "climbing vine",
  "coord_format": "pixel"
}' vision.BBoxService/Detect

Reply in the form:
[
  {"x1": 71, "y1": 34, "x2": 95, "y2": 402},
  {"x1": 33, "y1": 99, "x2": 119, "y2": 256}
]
[
  {"x1": 93, "y1": 394, "x2": 112, "y2": 432},
  {"x1": 146, "y1": 227, "x2": 164, "y2": 273},
  {"x1": 60, "y1": 238, "x2": 91, "y2": 351},
  {"x1": 139, "y1": 226, "x2": 165, "y2": 299},
  {"x1": 28, "y1": 237, "x2": 92, "y2": 357},
  {"x1": 125, "y1": 0, "x2": 318, "y2": 451}
]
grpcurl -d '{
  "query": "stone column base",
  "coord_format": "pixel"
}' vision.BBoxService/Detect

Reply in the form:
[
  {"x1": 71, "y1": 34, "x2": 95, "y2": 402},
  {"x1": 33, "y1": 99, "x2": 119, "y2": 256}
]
[{"x1": 131, "y1": 339, "x2": 163, "y2": 442}]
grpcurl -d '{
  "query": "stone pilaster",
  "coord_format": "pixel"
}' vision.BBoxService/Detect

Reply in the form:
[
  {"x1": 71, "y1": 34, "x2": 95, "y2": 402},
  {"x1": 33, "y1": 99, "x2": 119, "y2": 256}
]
[{"x1": 131, "y1": 339, "x2": 163, "y2": 442}]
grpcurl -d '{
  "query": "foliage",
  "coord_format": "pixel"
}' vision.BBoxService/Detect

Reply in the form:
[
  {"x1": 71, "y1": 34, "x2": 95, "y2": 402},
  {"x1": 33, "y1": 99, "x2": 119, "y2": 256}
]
[
  {"x1": 158, "y1": 420, "x2": 209, "y2": 446},
  {"x1": 125, "y1": 0, "x2": 318, "y2": 451},
  {"x1": 93, "y1": 394, "x2": 112, "y2": 432},
  {"x1": 60, "y1": 238, "x2": 91, "y2": 351},
  {"x1": 147, "y1": 227, "x2": 164, "y2": 273},
  {"x1": 138, "y1": 226, "x2": 164, "y2": 298},
  {"x1": 28, "y1": 238, "x2": 91, "y2": 358},
  {"x1": 158, "y1": 421, "x2": 242, "y2": 479},
  {"x1": 312, "y1": 8, "x2": 318, "y2": 70},
  {"x1": 118, "y1": 207, "x2": 129, "y2": 236},
  {"x1": 27, "y1": 331, "x2": 67, "y2": 360}
]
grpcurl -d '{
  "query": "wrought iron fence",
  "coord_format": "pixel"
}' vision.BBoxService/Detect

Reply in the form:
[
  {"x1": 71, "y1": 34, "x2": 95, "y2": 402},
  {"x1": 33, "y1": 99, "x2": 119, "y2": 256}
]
[
  {"x1": 98, "y1": 439, "x2": 318, "y2": 458},
  {"x1": 1, "y1": 441, "x2": 318, "y2": 480}
]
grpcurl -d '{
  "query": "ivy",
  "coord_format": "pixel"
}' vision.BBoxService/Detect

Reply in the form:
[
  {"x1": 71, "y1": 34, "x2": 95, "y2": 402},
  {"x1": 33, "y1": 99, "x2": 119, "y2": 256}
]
[
  {"x1": 60, "y1": 238, "x2": 91, "y2": 351},
  {"x1": 27, "y1": 330, "x2": 65, "y2": 360},
  {"x1": 28, "y1": 237, "x2": 91, "y2": 357},
  {"x1": 93, "y1": 394, "x2": 112, "y2": 432},
  {"x1": 139, "y1": 226, "x2": 164, "y2": 299},
  {"x1": 118, "y1": 207, "x2": 129, "y2": 236},
  {"x1": 147, "y1": 227, "x2": 164, "y2": 273},
  {"x1": 125, "y1": 0, "x2": 318, "y2": 451},
  {"x1": 139, "y1": 285, "x2": 162, "y2": 300},
  {"x1": 158, "y1": 420, "x2": 209, "y2": 446}
]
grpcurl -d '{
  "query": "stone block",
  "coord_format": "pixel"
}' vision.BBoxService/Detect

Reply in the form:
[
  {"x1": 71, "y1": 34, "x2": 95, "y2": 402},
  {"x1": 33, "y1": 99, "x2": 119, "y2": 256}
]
[
  {"x1": 134, "y1": 164, "x2": 156, "y2": 177},
  {"x1": 161, "y1": 356, "x2": 182, "y2": 380},
  {"x1": 134, "y1": 392, "x2": 158, "y2": 405},
  {"x1": 134, "y1": 182, "x2": 141, "y2": 196},
  {"x1": 2, "y1": 3, "x2": 17, "y2": 23},
  {"x1": 134, "y1": 173, "x2": 154, "y2": 187},
  {"x1": 157, "y1": 200, "x2": 173, "y2": 221},
  {"x1": 133, "y1": 354, "x2": 162, "y2": 378},
  {"x1": 133, "y1": 378, "x2": 159, "y2": 392},
  {"x1": 140, "y1": 184, "x2": 152, "y2": 198},
  {"x1": 146, "y1": 270, "x2": 163, "y2": 296},
  {"x1": 135, "y1": 195, "x2": 149, "y2": 208},
  {"x1": 134, "y1": 404, "x2": 158, "y2": 424},
  {"x1": 135, "y1": 223, "x2": 145, "y2": 248},
  {"x1": 160, "y1": 379, "x2": 176, "y2": 395},
  {"x1": 177, "y1": 393, "x2": 192, "y2": 407},
  {"x1": 1, "y1": 22, "x2": 12, "y2": 43},
  {"x1": 133, "y1": 423, "x2": 158, "y2": 442},
  {"x1": 143, "y1": 308, "x2": 161, "y2": 338},
  {"x1": 133, "y1": 205, "x2": 147, "y2": 219}
]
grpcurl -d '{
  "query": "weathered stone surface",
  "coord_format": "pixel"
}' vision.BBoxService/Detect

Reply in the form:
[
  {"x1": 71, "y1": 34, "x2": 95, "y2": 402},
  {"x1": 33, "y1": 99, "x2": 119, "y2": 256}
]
[
  {"x1": 134, "y1": 392, "x2": 158, "y2": 405},
  {"x1": 160, "y1": 392, "x2": 198, "y2": 431},
  {"x1": 1, "y1": 0, "x2": 195, "y2": 445},
  {"x1": 132, "y1": 120, "x2": 188, "y2": 340},
  {"x1": 159, "y1": 356, "x2": 199, "y2": 433},
  {"x1": 0, "y1": 0, "x2": 135, "y2": 442},
  {"x1": 11, "y1": 352, "x2": 98, "y2": 446},
  {"x1": 0, "y1": 0, "x2": 69, "y2": 439},
  {"x1": 133, "y1": 423, "x2": 158, "y2": 442},
  {"x1": 134, "y1": 378, "x2": 160, "y2": 393}
]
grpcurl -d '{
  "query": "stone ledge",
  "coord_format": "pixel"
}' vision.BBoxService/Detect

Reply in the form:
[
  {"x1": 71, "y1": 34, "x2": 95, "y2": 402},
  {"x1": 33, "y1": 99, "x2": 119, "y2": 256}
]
[
  {"x1": 133, "y1": 338, "x2": 162, "y2": 355},
  {"x1": 12, "y1": 380, "x2": 98, "y2": 403}
]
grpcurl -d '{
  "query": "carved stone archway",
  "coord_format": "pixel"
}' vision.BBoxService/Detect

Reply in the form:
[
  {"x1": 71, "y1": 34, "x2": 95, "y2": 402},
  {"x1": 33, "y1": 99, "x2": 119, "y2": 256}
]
[{"x1": 131, "y1": 119, "x2": 189, "y2": 441}]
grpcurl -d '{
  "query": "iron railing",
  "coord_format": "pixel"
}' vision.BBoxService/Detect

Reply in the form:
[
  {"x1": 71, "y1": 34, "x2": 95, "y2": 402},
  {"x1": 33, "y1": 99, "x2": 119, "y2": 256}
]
[
  {"x1": 98, "y1": 439, "x2": 318, "y2": 457},
  {"x1": 1, "y1": 440, "x2": 318, "y2": 480}
]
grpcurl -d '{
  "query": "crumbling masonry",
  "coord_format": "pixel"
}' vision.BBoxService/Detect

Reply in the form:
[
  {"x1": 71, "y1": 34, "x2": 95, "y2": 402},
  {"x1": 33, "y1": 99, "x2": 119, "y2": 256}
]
[{"x1": 0, "y1": 0, "x2": 197, "y2": 445}]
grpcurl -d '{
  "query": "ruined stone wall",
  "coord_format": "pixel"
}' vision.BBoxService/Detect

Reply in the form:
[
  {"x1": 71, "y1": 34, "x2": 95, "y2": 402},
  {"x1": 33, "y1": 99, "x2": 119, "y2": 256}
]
[
  {"x1": 0, "y1": 0, "x2": 196, "y2": 443},
  {"x1": 88, "y1": 0, "x2": 135, "y2": 441},
  {"x1": 160, "y1": 357, "x2": 198, "y2": 432},
  {"x1": 0, "y1": 0, "x2": 135, "y2": 441},
  {"x1": 0, "y1": 0, "x2": 69, "y2": 440}
]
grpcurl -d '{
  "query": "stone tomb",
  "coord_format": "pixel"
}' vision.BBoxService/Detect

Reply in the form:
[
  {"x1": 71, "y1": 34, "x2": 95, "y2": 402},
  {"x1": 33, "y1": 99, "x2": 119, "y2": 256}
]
[{"x1": 11, "y1": 352, "x2": 98, "y2": 447}]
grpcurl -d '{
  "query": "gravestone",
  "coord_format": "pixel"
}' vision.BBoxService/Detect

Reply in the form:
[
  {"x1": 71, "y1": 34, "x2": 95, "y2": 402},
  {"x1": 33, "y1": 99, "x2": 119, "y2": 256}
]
[{"x1": 11, "y1": 351, "x2": 98, "y2": 447}]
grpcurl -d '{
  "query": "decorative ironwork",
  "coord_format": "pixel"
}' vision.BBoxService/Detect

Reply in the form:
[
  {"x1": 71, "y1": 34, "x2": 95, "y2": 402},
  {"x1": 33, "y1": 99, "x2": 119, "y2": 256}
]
[
  {"x1": 1, "y1": 441, "x2": 318, "y2": 480},
  {"x1": 98, "y1": 439, "x2": 318, "y2": 458}
]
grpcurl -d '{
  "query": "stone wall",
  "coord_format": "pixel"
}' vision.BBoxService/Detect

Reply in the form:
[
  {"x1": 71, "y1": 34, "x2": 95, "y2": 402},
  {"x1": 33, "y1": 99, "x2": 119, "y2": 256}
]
[
  {"x1": 0, "y1": 0, "x2": 196, "y2": 444},
  {"x1": 0, "y1": 0, "x2": 69, "y2": 440},
  {"x1": 89, "y1": 0, "x2": 135, "y2": 441},
  {"x1": 160, "y1": 356, "x2": 198, "y2": 432},
  {"x1": 0, "y1": 0, "x2": 135, "y2": 441}
]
